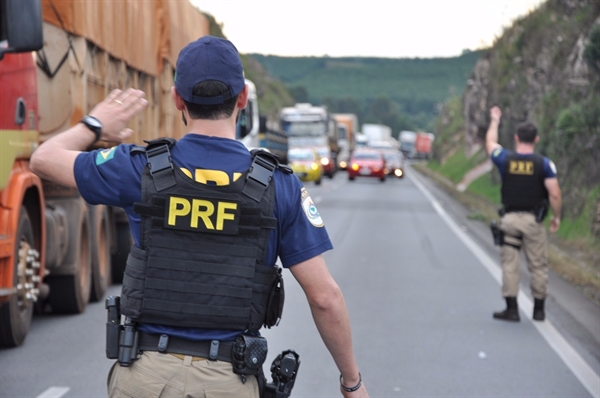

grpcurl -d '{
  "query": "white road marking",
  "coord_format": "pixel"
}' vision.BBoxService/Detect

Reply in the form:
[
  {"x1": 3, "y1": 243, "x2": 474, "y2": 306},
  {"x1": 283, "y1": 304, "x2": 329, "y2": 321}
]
[
  {"x1": 408, "y1": 170, "x2": 600, "y2": 398},
  {"x1": 36, "y1": 387, "x2": 70, "y2": 398}
]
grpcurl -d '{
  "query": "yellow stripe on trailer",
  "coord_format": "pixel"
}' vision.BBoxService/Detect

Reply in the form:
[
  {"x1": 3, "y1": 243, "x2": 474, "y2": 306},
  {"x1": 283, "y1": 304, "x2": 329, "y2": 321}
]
[{"x1": 0, "y1": 129, "x2": 39, "y2": 191}]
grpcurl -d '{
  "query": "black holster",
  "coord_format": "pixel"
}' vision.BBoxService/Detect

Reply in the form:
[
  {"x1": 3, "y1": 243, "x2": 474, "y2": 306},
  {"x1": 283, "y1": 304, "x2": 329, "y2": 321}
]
[
  {"x1": 105, "y1": 296, "x2": 139, "y2": 367},
  {"x1": 105, "y1": 296, "x2": 121, "y2": 359},
  {"x1": 533, "y1": 200, "x2": 549, "y2": 223},
  {"x1": 232, "y1": 334, "x2": 268, "y2": 377},
  {"x1": 490, "y1": 220, "x2": 504, "y2": 246},
  {"x1": 261, "y1": 350, "x2": 301, "y2": 398}
]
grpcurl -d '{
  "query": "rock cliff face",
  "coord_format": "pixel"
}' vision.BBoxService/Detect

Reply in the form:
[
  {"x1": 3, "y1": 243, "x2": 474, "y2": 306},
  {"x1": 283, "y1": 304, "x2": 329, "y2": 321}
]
[{"x1": 459, "y1": 0, "x2": 600, "y2": 226}]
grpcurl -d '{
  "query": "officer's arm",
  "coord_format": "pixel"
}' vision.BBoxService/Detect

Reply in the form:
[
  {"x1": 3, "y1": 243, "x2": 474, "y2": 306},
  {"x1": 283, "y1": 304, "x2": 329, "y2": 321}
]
[
  {"x1": 545, "y1": 177, "x2": 562, "y2": 233},
  {"x1": 30, "y1": 89, "x2": 147, "y2": 188},
  {"x1": 289, "y1": 255, "x2": 369, "y2": 397},
  {"x1": 486, "y1": 106, "x2": 502, "y2": 156}
]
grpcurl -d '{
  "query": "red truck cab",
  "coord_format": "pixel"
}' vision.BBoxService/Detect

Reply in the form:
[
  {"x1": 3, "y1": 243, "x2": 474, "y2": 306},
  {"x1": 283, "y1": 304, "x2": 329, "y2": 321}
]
[{"x1": 0, "y1": 0, "x2": 46, "y2": 347}]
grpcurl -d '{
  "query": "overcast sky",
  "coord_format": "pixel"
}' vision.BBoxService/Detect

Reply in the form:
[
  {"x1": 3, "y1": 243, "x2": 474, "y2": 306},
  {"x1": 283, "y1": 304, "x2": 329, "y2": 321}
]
[{"x1": 192, "y1": 0, "x2": 546, "y2": 58}]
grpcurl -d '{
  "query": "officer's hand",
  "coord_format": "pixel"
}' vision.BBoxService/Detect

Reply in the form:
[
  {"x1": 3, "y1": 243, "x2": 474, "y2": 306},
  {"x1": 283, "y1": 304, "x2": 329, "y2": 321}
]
[
  {"x1": 549, "y1": 216, "x2": 560, "y2": 233},
  {"x1": 89, "y1": 89, "x2": 149, "y2": 142},
  {"x1": 490, "y1": 106, "x2": 502, "y2": 123},
  {"x1": 340, "y1": 383, "x2": 369, "y2": 398}
]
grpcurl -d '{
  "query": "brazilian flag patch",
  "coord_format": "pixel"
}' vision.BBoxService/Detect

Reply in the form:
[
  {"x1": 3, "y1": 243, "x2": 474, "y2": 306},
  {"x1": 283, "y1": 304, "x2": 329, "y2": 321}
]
[{"x1": 96, "y1": 147, "x2": 117, "y2": 166}]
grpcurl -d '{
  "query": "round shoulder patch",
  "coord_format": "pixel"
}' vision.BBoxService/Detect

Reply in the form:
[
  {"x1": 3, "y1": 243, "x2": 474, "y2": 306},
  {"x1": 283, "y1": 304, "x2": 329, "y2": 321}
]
[
  {"x1": 549, "y1": 160, "x2": 557, "y2": 175},
  {"x1": 301, "y1": 187, "x2": 324, "y2": 227},
  {"x1": 492, "y1": 147, "x2": 503, "y2": 158}
]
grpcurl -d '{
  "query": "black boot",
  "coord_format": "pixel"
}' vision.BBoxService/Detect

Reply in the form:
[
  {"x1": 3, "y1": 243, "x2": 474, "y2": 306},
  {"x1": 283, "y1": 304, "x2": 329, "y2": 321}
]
[
  {"x1": 493, "y1": 297, "x2": 520, "y2": 322},
  {"x1": 533, "y1": 298, "x2": 545, "y2": 321}
]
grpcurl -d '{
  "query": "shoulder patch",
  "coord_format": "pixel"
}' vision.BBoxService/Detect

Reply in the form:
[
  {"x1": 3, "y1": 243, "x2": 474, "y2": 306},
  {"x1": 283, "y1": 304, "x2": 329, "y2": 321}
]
[
  {"x1": 300, "y1": 187, "x2": 324, "y2": 227},
  {"x1": 492, "y1": 147, "x2": 503, "y2": 158},
  {"x1": 549, "y1": 160, "x2": 557, "y2": 175},
  {"x1": 96, "y1": 147, "x2": 117, "y2": 166}
]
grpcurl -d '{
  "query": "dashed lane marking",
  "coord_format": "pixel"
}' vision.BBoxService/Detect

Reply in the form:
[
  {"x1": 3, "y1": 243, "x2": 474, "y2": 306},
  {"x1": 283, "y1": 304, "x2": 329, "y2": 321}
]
[
  {"x1": 408, "y1": 170, "x2": 600, "y2": 398},
  {"x1": 36, "y1": 387, "x2": 70, "y2": 398}
]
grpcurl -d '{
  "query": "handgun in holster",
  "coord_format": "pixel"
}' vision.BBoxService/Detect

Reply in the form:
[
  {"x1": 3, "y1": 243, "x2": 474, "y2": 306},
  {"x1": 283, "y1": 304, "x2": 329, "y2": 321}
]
[
  {"x1": 533, "y1": 200, "x2": 549, "y2": 223},
  {"x1": 231, "y1": 334, "x2": 300, "y2": 398},
  {"x1": 490, "y1": 220, "x2": 504, "y2": 246},
  {"x1": 262, "y1": 350, "x2": 301, "y2": 398}
]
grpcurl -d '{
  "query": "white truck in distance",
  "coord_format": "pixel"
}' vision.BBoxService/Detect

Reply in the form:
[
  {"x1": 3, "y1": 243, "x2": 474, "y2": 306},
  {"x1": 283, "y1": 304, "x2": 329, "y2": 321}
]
[
  {"x1": 399, "y1": 130, "x2": 417, "y2": 158},
  {"x1": 279, "y1": 103, "x2": 339, "y2": 161}
]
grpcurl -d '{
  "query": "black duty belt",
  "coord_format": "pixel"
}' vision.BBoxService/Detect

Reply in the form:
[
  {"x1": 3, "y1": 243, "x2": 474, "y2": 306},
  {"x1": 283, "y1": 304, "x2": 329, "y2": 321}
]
[{"x1": 138, "y1": 332, "x2": 234, "y2": 362}]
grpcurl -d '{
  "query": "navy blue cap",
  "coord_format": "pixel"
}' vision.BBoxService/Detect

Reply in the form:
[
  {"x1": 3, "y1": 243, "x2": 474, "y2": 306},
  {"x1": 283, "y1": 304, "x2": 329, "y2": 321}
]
[{"x1": 174, "y1": 36, "x2": 245, "y2": 105}]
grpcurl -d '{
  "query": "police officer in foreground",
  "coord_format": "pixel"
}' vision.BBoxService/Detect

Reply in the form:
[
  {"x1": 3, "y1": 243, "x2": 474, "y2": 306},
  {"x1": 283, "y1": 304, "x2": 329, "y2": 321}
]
[
  {"x1": 486, "y1": 106, "x2": 562, "y2": 322},
  {"x1": 31, "y1": 36, "x2": 369, "y2": 398}
]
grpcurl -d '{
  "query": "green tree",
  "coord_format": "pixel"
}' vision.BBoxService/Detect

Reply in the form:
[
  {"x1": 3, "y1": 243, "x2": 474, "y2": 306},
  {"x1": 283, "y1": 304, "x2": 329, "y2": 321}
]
[
  {"x1": 289, "y1": 85, "x2": 310, "y2": 103},
  {"x1": 584, "y1": 24, "x2": 600, "y2": 73}
]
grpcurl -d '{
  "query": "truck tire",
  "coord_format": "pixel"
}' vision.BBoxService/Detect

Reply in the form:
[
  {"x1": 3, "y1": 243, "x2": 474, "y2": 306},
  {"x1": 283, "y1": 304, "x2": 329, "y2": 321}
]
[
  {"x1": 111, "y1": 222, "x2": 132, "y2": 284},
  {"x1": 48, "y1": 200, "x2": 92, "y2": 314},
  {"x1": 0, "y1": 207, "x2": 37, "y2": 347},
  {"x1": 89, "y1": 205, "x2": 111, "y2": 302}
]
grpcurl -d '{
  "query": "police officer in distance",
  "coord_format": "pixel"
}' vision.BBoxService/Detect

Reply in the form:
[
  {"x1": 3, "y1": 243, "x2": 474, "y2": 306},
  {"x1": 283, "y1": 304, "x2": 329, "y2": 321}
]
[
  {"x1": 31, "y1": 36, "x2": 369, "y2": 397},
  {"x1": 486, "y1": 106, "x2": 562, "y2": 322}
]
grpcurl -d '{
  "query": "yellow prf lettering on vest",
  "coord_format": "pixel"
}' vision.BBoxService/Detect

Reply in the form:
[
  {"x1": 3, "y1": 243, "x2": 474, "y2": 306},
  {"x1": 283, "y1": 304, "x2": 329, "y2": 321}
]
[
  {"x1": 509, "y1": 160, "x2": 534, "y2": 175},
  {"x1": 168, "y1": 197, "x2": 191, "y2": 226},
  {"x1": 191, "y1": 200, "x2": 215, "y2": 229},
  {"x1": 180, "y1": 168, "x2": 244, "y2": 185},
  {"x1": 166, "y1": 195, "x2": 240, "y2": 234}
]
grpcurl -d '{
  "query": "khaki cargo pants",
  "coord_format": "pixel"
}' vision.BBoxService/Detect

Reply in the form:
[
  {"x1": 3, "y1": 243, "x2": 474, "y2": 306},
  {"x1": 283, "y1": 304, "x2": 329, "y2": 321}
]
[
  {"x1": 107, "y1": 351, "x2": 259, "y2": 398},
  {"x1": 500, "y1": 212, "x2": 548, "y2": 299}
]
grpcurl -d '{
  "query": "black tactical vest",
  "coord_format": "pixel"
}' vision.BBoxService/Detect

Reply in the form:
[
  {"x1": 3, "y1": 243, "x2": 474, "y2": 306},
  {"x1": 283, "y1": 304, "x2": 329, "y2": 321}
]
[
  {"x1": 120, "y1": 138, "x2": 288, "y2": 331},
  {"x1": 501, "y1": 151, "x2": 548, "y2": 212}
]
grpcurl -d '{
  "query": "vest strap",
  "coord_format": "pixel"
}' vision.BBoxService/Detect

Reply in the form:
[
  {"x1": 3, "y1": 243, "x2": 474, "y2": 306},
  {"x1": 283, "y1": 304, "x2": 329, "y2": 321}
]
[
  {"x1": 244, "y1": 153, "x2": 276, "y2": 202},
  {"x1": 146, "y1": 143, "x2": 176, "y2": 191}
]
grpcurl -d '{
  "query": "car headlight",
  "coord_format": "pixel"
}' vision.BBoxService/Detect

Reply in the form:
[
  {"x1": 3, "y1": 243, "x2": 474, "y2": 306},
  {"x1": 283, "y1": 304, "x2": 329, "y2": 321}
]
[
  {"x1": 351, "y1": 163, "x2": 359, "y2": 171},
  {"x1": 311, "y1": 162, "x2": 320, "y2": 171},
  {"x1": 340, "y1": 161, "x2": 347, "y2": 168},
  {"x1": 321, "y1": 158, "x2": 329, "y2": 166}
]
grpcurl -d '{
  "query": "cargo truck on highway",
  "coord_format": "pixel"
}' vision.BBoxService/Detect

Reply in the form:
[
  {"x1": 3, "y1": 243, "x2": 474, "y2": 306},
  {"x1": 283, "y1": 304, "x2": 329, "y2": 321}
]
[
  {"x1": 280, "y1": 103, "x2": 340, "y2": 166},
  {"x1": 399, "y1": 131, "x2": 417, "y2": 158},
  {"x1": 333, "y1": 113, "x2": 358, "y2": 170},
  {"x1": 362, "y1": 123, "x2": 392, "y2": 144},
  {"x1": 237, "y1": 80, "x2": 288, "y2": 163},
  {"x1": 414, "y1": 132, "x2": 435, "y2": 159},
  {"x1": 0, "y1": 0, "x2": 210, "y2": 347}
]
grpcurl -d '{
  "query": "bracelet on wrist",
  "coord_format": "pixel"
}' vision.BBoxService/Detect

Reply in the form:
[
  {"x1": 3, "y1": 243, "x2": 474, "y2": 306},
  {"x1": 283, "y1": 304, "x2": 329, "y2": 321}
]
[{"x1": 340, "y1": 372, "x2": 362, "y2": 392}]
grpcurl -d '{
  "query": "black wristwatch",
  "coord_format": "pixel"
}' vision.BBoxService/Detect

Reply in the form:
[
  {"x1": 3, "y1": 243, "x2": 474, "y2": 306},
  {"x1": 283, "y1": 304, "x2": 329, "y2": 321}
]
[{"x1": 80, "y1": 115, "x2": 102, "y2": 142}]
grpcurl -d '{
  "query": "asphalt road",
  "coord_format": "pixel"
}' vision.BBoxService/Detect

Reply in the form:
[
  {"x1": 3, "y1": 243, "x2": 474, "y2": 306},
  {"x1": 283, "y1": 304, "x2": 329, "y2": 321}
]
[{"x1": 1, "y1": 165, "x2": 598, "y2": 398}]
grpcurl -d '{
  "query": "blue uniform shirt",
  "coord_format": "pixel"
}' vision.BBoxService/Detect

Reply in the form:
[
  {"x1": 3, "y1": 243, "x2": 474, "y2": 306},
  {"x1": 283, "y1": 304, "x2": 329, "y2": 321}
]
[
  {"x1": 74, "y1": 134, "x2": 333, "y2": 341},
  {"x1": 490, "y1": 147, "x2": 557, "y2": 180}
]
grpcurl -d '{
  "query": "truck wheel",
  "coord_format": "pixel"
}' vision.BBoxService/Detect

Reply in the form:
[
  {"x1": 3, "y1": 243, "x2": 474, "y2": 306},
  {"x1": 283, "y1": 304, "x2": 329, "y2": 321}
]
[
  {"x1": 89, "y1": 205, "x2": 111, "y2": 302},
  {"x1": 0, "y1": 207, "x2": 38, "y2": 347},
  {"x1": 111, "y1": 222, "x2": 132, "y2": 284},
  {"x1": 48, "y1": 201, "x2": 92, "y2": 314}
]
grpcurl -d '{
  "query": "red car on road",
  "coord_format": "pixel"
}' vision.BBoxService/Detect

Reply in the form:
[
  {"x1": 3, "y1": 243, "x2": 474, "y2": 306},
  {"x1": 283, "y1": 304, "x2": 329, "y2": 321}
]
[{"x1": 348, "y1": 149, "x2": 386, "y2": 182}]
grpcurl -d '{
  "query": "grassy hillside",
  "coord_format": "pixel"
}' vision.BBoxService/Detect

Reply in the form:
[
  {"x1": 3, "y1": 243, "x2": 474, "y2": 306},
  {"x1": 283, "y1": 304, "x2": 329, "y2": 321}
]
[{"x1": 250, "y1": 52, "x2": 483, "y2": 132}]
